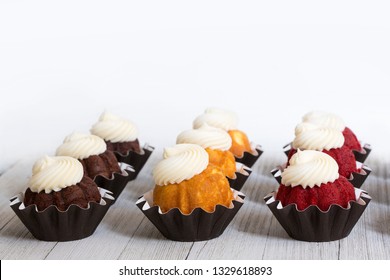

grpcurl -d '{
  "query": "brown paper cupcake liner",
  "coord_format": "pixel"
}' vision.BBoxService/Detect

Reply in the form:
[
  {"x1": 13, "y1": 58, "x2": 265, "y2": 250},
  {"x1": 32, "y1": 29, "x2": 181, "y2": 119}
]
[
  {"x1": 113, "y1": 144, "x2": 154, "y2": 179},
  {"x1": 350, "y1": 162, "x2": 372, "y2": 189},
  {"x1": 136, "y1": 189, "x2": 245, "y2": 242},
  {"x1": 92, "y1": 163, "x2": 135, "y2": 200},
  {"x1": 283, "y1": 142, "x2": 372, "y2": 163},
  {"x1": 10, "y1": 188, "x2": 114, "y2": 242},
  {"x1": 282, "y1": 143, "x2": 293, "y2": 157},
  {"x1": 264, "y1": 189, "x2": 371, "y2": 242},
  {"x1": 227, "y1": 163, "x2": 252, "y2": 191},
  {"x1": 352, "y1": 143, "x2": 372, "y2": 163},
  {"x1": 271, "y1": 162, "x2": 371, "y2": 189},
  {"x1": 234, "y1": 143, "x2": 263, "y2": 168}
]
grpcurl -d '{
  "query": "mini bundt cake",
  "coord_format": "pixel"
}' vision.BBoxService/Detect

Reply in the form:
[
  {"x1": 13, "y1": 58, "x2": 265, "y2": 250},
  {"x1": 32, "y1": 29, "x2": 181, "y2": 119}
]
[
  {"x1": 176, "y1": 124, "x2": 236, "y2": 178},
  {"x1": 90, "y1": 112, "x2": 142, "y2": 155},
  {"x1": 152, "y1": 144, "x2": 233, "y2": 214},
  {"x1": 290, "y1": 122, "x2": 357, "y2": 178},
  {"x1": 302, "y1": 111, "x2": 362, "y2": 152},
  {"x1": 56, "y1": 132, "x2": 121, "y2": 179},
  {"x1": 276, "y1": 150, "x2": 356, "y2": 211},
  {"x1": 24, "y1": 156, "x2": 101, "y2": 211},
  {"x1": 193, "y1": 107, "x2": 253, "y2": 157},
  {"x1": 227, "y1": 129, "x2": 252, "y2": 158},
  {"x1": 342, "y1": 127, "x2": 361, "y2": 152}
]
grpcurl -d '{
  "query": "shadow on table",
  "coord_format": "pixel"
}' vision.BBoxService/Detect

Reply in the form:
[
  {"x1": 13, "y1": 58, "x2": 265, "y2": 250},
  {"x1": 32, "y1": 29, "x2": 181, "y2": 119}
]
[{"x1": 233, "y1": 205, "x2": 289, "y2": 240}]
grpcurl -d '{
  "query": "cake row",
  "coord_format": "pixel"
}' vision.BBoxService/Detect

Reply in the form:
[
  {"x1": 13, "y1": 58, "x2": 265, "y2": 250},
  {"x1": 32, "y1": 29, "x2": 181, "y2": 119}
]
[
  {"x1": 10, "y1": 109, "x2": 371, "y2": 243},
  {"x1": 139, "y1": 110, "x2": 372, "y2": 242},
  {"x1": 10, "y1": 112, "x2": 154, "y2": 241}
]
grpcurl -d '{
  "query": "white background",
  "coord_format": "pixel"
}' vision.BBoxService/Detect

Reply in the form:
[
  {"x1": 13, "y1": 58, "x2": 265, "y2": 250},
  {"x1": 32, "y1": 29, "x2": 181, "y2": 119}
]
[{"x1": 1, "y1": 0, "x2": 390, "y2": 172}]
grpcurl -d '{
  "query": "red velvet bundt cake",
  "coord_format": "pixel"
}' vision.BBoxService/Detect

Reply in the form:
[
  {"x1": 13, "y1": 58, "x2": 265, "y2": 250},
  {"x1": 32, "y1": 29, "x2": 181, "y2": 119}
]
[
  {"x1": 342, "y1": 127, "x2": 361, "y2": 151},
  {"x1": 90, "y1": 112, "x2": 142, "y2": 155},
  {"x1": 302, "y1": 111, "x2": 362, "y2": 152},
  {"x1": 276, "y1": 150, "x2": 356, "y2": 211},
  {"x1": 56, "y1": 132, "x2": 121, "y2": 179},
  {"x1": 24, "y1": 156, "x2": 101, "y2": 211},
  {"x1": 291, "y1": 122, "x2": 357, "y2": 178}
]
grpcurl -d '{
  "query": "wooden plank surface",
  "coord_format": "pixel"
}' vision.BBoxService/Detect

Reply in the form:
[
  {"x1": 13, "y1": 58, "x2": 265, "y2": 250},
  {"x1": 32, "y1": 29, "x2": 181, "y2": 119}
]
[{"x1": 0, "y1": 153, "x2": 389, "y2": 260}]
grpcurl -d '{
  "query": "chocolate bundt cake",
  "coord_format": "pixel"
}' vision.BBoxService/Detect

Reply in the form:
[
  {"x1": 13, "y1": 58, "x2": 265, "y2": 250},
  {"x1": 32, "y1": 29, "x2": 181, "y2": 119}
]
[
  {"x1": 91, "y1": 112, "x2": 142, "y2": 155},
  {"x1": 78, "y1": 149, "x2": 121, "y2": 179},
  {"x1": 105, "y1": 139, "x2": 141, "y2": 155},
  {"x1": 24, "y1": 175, "x2": 101, "y2": 211},
  {"x1": 56, "y1": 132, "x2": 121, "y2": 179},
  {"x1": 24, "y1": 156, "x2": 102, "y2": 211}
]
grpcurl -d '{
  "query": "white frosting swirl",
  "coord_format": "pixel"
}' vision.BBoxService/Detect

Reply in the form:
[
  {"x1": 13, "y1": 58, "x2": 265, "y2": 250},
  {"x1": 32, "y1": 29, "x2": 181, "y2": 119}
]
[
  {"x1": 153, "y1": 144, "x2": 209, "y2": 186},
  {"x1": 176, "y1": 124, "x2": 232, "y2": 151},
  {"x1": 193, "y1": 107, "x2": 239, "y2": 131},
  {"x1": 90, "y1": 112, "x2": 139, "y2": 143},
  {"x1": 281, "y1": 150, "x2": 339, "y2": 188},
  {"x1": 302, "y1": 111, "x2": 346, "y2": 131},
  {"x1": 292, "y1": 122, "x2": 345, "y2": 151},
  {"x1": 29, "y1": 156, "x2": 84, "y2": 194},
  {"x1": 56, "y1": 132, "x2": 107, "y2": 160}
]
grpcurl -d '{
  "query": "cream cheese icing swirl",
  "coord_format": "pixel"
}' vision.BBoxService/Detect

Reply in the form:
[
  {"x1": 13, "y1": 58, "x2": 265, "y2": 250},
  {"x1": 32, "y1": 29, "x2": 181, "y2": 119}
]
[
  {"x1": 90, "y1": 112, "x2": 139, "y2": 143},
  {"x1": 56, "y1": 132, "x2": 107, "y2": 160},
  {"x1": 29, "y1": 156, "x2": 84, "y2": 194},
  {"x1": 292, "y1": 122, "x2": 345, "y2": 151},
  {"x1": 176, "y1": 124, "x2": 232, "y2": 151},
  {"x1": 281, "y1": 150, "x2": 339, "y2": 188},
  {"x1": 193, "y1": 107, "x2": 239, "y2": 131},
  {"x1": 153, "y1": 144, "x2": 209, "y2": 186},
  {"x1": 302, "y1": 111, "x2": 346, "y2": 131}
]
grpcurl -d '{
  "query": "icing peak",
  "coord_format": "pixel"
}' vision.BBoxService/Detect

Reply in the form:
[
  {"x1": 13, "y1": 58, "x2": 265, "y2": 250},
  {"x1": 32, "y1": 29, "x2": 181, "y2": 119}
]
[
  {"x1": 281, "y1": 150, "x2": 339, "y2": 188},
  {"x1": 176, "y1": 124, "x2": 232, "y2": 151},
  {"x1": 292, "y1": 122, "x2": 345, "y2": 151},
  {"x1": 56, "y1": 132, "x2": 107, "y2": 160},
  {"x1": 29, "y1": 156, "x2": 84, "y2": 194},
  {"x1": 153, "y1": 144, "x2": 209, "y2": 186},
  {"x1": 91, "y1": 112, "x2": 139, "y2": 143},
  {"x1": 193, "y1": 107, "x2": 239, "y2": 131},
  {"x1": 302, "y1": 111, "x2": 346, "y2": 131}
]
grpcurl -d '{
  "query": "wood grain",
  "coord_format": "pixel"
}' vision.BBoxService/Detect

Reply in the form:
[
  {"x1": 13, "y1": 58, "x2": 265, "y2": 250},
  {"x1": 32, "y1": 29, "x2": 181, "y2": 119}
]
[{"x1": 0, "y1": 153, "x2": 389, "y2": 260}]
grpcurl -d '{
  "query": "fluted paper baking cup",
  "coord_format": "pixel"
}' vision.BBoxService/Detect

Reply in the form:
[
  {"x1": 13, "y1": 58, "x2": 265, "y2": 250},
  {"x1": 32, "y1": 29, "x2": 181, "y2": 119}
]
[
  {"x1": 350, "y1": 162, "x2": 371, "y2": 189},
  {"x1": 352, "y1": 143, "x2": 372, "y2": 163},
  {"x1": 271, "y1": 162, "x2": 371, "y2": 189},
  {"x1": 114, "y1": 144, "x2": 154, "y2": 179},
  {"x1": 10, "y1": 188, "x2": 114, "y2": 242},
  {"x1": 136, "y1": 189, "x2": 245, "y2": 242},
  {"x1": 283, "y1": 142, "x2": 372, "y2": 163},
  {"x1": 227, "y1": 163, "x2": 252, "y2": 191},
  {"x1": 282, "y1": 143, "x2": 293, "y2": 157},
  {"x1": 264, "y1": 189, "x2": 371, "y2": 242},
  {"x1": 234, "y1": 143, "x2": 263, "y2": 168},
  {"x1": 92, "y1": 163, "x2": 135, "y2": 200}
]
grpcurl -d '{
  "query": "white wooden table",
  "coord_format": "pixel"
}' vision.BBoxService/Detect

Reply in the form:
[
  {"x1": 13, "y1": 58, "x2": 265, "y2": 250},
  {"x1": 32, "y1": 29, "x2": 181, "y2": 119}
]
[{"x1": 1, "y1": 152, "x2": 389, "y2": 260}]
